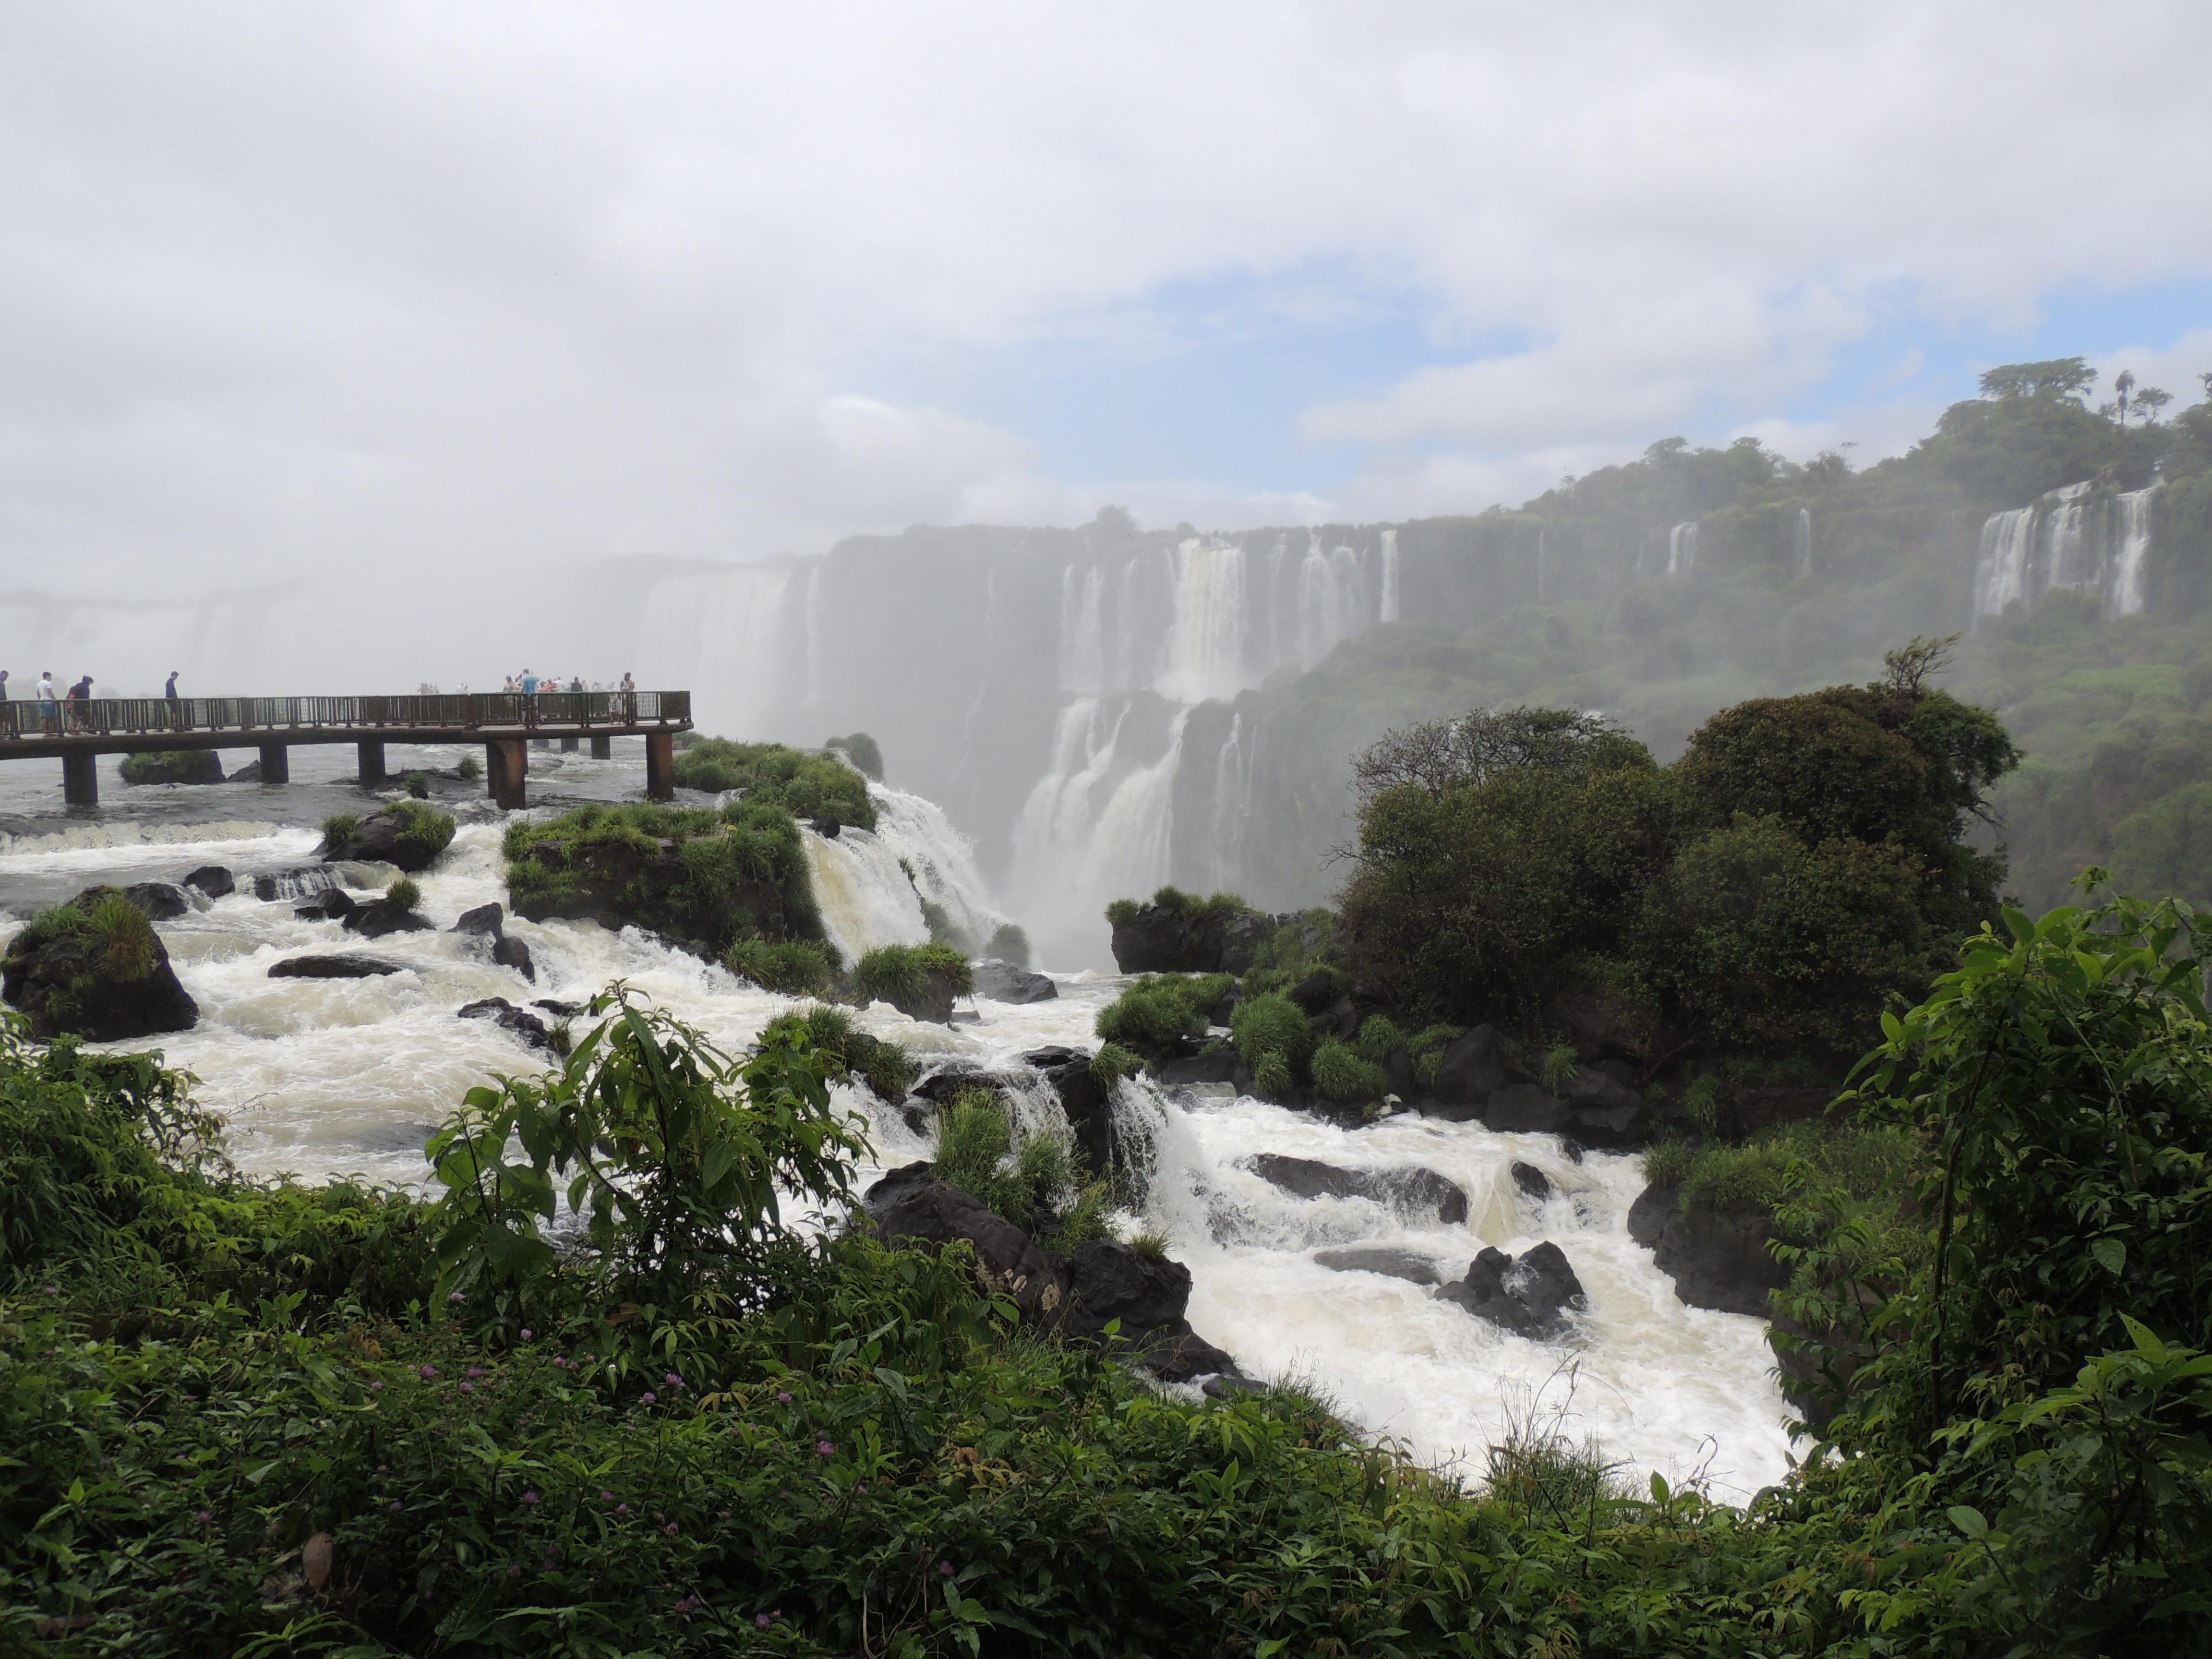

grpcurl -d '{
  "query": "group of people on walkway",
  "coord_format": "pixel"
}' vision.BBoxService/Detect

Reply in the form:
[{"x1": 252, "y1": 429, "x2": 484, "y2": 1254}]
[
  {"x1": 0, "y1": 669, "x2": 109, "y2": 733},
  {"x1": 502, "y1": 671, "x2": 635, "y2": 698}
]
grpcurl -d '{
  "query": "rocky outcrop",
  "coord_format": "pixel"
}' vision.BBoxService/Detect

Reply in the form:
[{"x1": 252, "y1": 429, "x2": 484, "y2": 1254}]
[
  {"x1": 972, "y1": 957, "x2": 1057, "y2": 1003},
  {"x1": 452, "y1": 903, "x2": 505, "y2": 937},
  {"x1": 1313, "y1": 1246, "x2": 1442, "y2": 1285},
  {"x1": 227, "y1": 759, "x2": 263, "y2": 782},
  {"x1": 120, "y1": 750, "x2": 224, "y2": 786},
  {"x1": 1482, "y1": 1084, "x2": 1574, "y2": 1135},
  {"x1": 1436, "y1": 1243, "x2": 1587, "y2": 1338},
  {"x1": 295, "y1": 889, "x2": 356, "y2": 923},
  {"x1": 493, "y1": 937, "x2": 536, "y2": 982},
  {"x1": 184, "y1": 866, "x2": 234, "y2": 899},
  {"x1": 344, "y1": 901, "x2": 433, "y2": 939},
  {"x1": 2, "y1": 894, "x2": 199, "y2": 1041},
  {"x1": 1245, "y1": 1153, "x2": 1469, "y2": 1225},
  {"x1": 1642, "y1": 1188, "x2": 1791, "y2": 1317},
  {"x1": 1109, "y1": 898, "x2": 1274, "y2": 974},
  {"x1": 1024, "y1": 1046, "x2": 1122, "y2": 1187},
  {"x1": 268, "y1": 953, "x2": 401, "y2": 979},
  {"x1": 1431, "y1": 1024, "x2": 1509, "y2": 1105},
  {"x1": 1511, "y1": 1161, "x2": 1552, "y2": 1200},
  {"x1": 320, "y1": 803, "x2": 453, "y2": 873},
  {"x1": 866, "y1": 1178, "x2": 1070, "y2": 1323},
  {"x1": 91, "y1": 882, "x2": 191, "y2": 922},
  {"x1": 1156, "y1": 1044, "x2": 1238, "y2": 1085},
  {"x1": 458, "y1": 997, "x2": 553, "y2": 1051}
]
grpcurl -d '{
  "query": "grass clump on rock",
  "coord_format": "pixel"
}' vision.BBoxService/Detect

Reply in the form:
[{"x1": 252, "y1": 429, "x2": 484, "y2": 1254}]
[
  {"x1": 1310, "y1": 1037, "x2": 1390, "y2": 1106},
  {"x1": 758, "y1": 1001, "x2": 917, "y2": 1101},
  {"x1": 850, "y1": 942, "x2": 972, "y2": 1021},
  {"x1": 1, "y1": 888, "x2": 197, "y2": 1041},
  {"x1": 386, "y1": 876, "x2": 422, "y2": 913},
  {"x1": 1094, "y1": 972, "x2": 1233, "y2": 1057},
  {"x1": 724, "y1": 935, "x2": 837, "y2": 998},
  {"x1": 669, "y1": 737, "x2": 877, "y2": 830},
  {"x1": 119, "y1": 750, "x2": 224, "y2": 786}
]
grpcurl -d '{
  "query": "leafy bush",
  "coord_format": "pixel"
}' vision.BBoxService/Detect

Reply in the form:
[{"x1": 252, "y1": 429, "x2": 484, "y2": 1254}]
[
  {"x1": 985, "y1": 922, "x2": 1031, "y2": 965},
  {"x1": 403, "y1": 769, "x2": 431, "y2": 799},
  {"x1": 850, "y1": 942, "x2": 973, "y2": 1012},
  {"x1": 822, "y1": 730, "x2": 884, "y2": 779},
  {"x1": 1252, "y1": 1050, "x2": 1293, "y2": 1100},
  {"x1": 320, "y1": 811, "x2": 360, "y2": 845},
  {"x1": 456, "y1": 751, "x2": 481, "y2": 780},
  {"x1": 757, "y1": 1003, "x2": 915, "y2": 1102},
  {"x1": 1410, "y1": 1022, "x2": 1464, "y2": 1085},
  {"x1": 387, "y1": 798, "x2": 457, "y2": 864},
  {"x1": 1094, "y1": 972, "x2": 1233, "y2": 1054},
  {"x1": 1229, "y1": 990, "x2": 1315, "y2": 1075},
  {"x1": 1352, "y1": 1015, "x2": 1404, "y2": 1067},
  {"x1": 1310, "y1": 1038, "x2": 1390, "y2": 1105},
  {"x1": 669, "y1": 737, "x2": 877, "y2": 829},
  {"x1": 725, "y1": 935, "x2": 835, "y2": 997},
  {"x1": 386, "y1": 876, "x2": 422, "y2": 913}
]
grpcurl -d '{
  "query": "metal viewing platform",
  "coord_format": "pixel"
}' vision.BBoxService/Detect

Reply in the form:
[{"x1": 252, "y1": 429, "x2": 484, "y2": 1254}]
[{"x1": 0, "y1": 690, "x2": 693, "y2": 809}]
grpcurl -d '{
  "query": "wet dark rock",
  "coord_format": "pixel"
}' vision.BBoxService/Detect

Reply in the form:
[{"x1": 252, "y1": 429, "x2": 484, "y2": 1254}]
[
  {"x1": 1649, "y1": 1194, "x2": 1789, "y2": 1317},
  {"x1": 1437, "y1": 1242, "x2": 1587, "y2": 1338},
  {"x1": 1511, "y1": 1161, "x2": 1552, "y2": 1200},
  {"x1": 1626, "y1": 1181, "x2": 1676, "y2": 1248},
  {"x1": 1203, "y1": 1373, "x2": 1271, "y2": 1400},
  {"x1": 1149, "y1": 1332, "x2": 1239, "y2": 1382},
  {"x1": 295, "y1": 888, "x2": 357, "y2": 922},
  {"x1": 1313, "y1": 1246, "x2": 1442, "y2": 1285},
  {"x1": 862, "y1": 1160, "x2": 939, "y2": 1215},
  {"x1": 269, "y1": 953, "x2": 400, "y2": 979},
  {"x1": 808, "y1": 817, "x2": 842, "y2": 839},
  {"x1": 1156, "y1": 1044, "x2": 1238, "y2": 1085},
  {"x1": 1027, "y1": 1047, "x2": 1118, "y2": 1186},
  {"x1": 1108, "y1": 898, "x2": 1271, "y2": 975},
  {"x1": 89, "y1": 881, "x2": 191, "y2": 922},
  {"x1": 1431, "y1": 1024, "x2": 1509, "y2": 1104},
  {"x1": 1567, "y1": 1101, "x2": 1651, "y2": 1149},
  {"x1": 1483, "y1": 1083, "x2": 1574, "y2": 1136},
  {"x1": 3, "y1": 897, "x2": 199, "y2": 1041},
  {"x1": 912, "y1": 1063, "x2": 1025, "y2": 1104},
  {"x1": 493, "y1": 936, "x2": 536, "y2": 982},
  {"x1": 184, "y1": 866, "x2": 234, "y2": 898},
  {"x1": 868, "y1": 1179, "x2": 1067, "y2": 1323},
  {"x1": 1021, "y1": 1045, "x2": 1082, "y2": 1068},
  {"x1": 255, "y1": 869, "x2": 341, "y2": 902},
  {"x1": 971, "y1": 957, "x2": 1057, "y2": 1003},
  {"x1": 1245, "y1": 1153, "x2": 1469, "y2": 1226},
  {"x1": 1285, "y1": 969, "x2": 1344, "y2": 1017},
  {"x1": 120, "y1": 750, "x2": 224, "y2": 786},
  {"x1": 1060, "y1": 1238, "x2": 1191, "y2": 1344},
  {"x1": 1559, "y1": 1069, "x2": 1644, "y2": 1111},
  {"x1": 532, "y1": 998, "x2": 584, "y2": 1018},
  {"x1": 344, "y1": 901, "x2": 433, "y2": 939},
  {"x1": 451, "y1": 902, "x2": 505, "y2": 937},
  {"x1": 320, "y1": 803, "x2": 453, "y2": 873},
  {"x1": 458, "y1": 996, "x2": 552, "y2": 1051}
]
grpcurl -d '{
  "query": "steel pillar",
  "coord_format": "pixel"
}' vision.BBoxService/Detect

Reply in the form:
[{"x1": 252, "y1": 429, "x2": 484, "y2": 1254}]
[
  {"x1": 486, "y1": 739, "x2": 528, "y2": 810},
  {"x1": 644, "y1": 730, "x2": 675, "y2": 801},
  {"x1": 560, "y1": 735, "x2": 578, "y2": 753},
  {"x1": 589, "y1": 734, "x2": 613, "y2": 759},
  {"x1": 61, "y1": 750, "x2": 98, "y2": 806},
  {"x1": 357, "y1": 739, "x2": 386, "y2": 783},
  {"x1": 257, "y1": 743, "x2": 290, "y2": 784}
]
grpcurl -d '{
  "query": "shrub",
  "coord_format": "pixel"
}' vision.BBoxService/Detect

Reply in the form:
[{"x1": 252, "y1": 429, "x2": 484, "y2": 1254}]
[
  {"x1": 403, "y1": 769, "x2": 431, "y2": 799},
  {"x1": 1094, "y1": 973, "x2": 1233, "y2": 1053},
  {"x1": 669, "y1": 737, "x2": 877, "y2": 830},
  {"x1": 386, "y1": 876, "x2": 422, "y2": 913},
  {"x1": 1310, "y1": 1038, "x2": 1389, "y2": 1105},
  {"x1": 758, "y1": 1003, "x2": 915, "y2": 1101},
  {"x1": 1230, "y1": 991, "x2": 1315, "y2": 1072},
  {"x1": 725, "y1": 936, "x2": 835, "y2": 997},
  {"x1": 986, "y1": 922, "x2": 1032, "y2": 965},
  {"x1": 851, "y1": 942, "x2": 973, "y2": 1010},
  {"x1": 1252, "y1": 1050, "x2": 1293, "y2": 1100},
  {"x1": 823, "y1": 731, "x2": 884, "y2": 780},
  {"x1": 389, "y1": 799, "x2": 457, "y2": 864},
  {"x1": 1410, "y1": 1022, "x2": 1465, "y2": 1085},
  {"x1": 1540, "y1": 1042, "x2": 1581, "y2": 1091},
  {"x1": 456, "y1": 752, "x2": 482, "y2": 780},
  {"x1": 321, "y1": 811, "x2": 360, "y2": 845},
  {"x1": 1090, "y1": 1042, "x2": 1142, "y2": 1087},
  {"x1": 1683, "y1": 1073, "x2": 1721, "y2": 1133},
  {"x1": 1641, "y1": 1135, "x2": 1692, "y2": 1188},
  {"x1": 1353, "y1": 1015, "x2": 1405, "y2": 1067}
]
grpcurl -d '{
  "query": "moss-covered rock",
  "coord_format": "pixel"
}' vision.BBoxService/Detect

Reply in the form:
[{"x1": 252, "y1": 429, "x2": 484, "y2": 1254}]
[
  {"x1": 1, "y1": 887, "x2": 198, "y2": 1040},
  {"x1": 669, "y1": 738, "x2": 877, "y2": 830},
  {"x1": 851, "y1": 943, "x2": 973, "y2": 1023},
  {"x1": 1105, "y1": 887, "x2": 1271, "y2": 974},
  {"x1": 119, "y1": 750, "x2": 225, "y2": 786},
  {"x1": 321, "y1": 801, "x2": 456, "y2": 872}
]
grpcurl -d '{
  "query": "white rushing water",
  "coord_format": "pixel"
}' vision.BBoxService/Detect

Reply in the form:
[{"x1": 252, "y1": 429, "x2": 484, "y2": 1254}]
[
  {"x1": 1973, "y1": 480, "x2": 2161, "y2": 625},
  {"x1": 0, "y1": 752, "x2": 1793, "y2": 1499}
]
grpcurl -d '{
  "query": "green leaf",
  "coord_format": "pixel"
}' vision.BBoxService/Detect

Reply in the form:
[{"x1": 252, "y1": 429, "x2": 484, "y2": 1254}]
[
  {"x1": 2091, "y1": 1237, "x2": 2126, "y2": 1277},
  {"x1": 1947, "y1": 1504, "x2": 1988, "y2": 1540}
]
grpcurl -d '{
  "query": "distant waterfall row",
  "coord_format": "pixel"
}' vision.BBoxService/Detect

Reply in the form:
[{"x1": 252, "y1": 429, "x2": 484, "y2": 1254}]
[{"x1": 1972, "y1": 481, "x2": 2160, "y2": 625}]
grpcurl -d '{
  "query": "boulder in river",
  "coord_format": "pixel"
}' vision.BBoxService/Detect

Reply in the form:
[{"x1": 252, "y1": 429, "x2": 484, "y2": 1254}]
[
  {"x1": 226, "y1": 759, "x2": 263, "y2": 782},
  {"x1": 458, "y1": 997, "x2": 552, "y2": 1051},
  {"x1": 1108, "y1": 895, "x2": 1273, "y2": 974},
  {"x1": 1313, "y1": 1246, "x2": 1443, "y2": 1285},
  {"x1": 1511, "y1": 1161, "x2": 1553, "y2": 1200},
  {"x1": 971, "y1": 957, "x2": 1057, "y2": 1004},
  {"x1": 84, "y1": 881, "x2": 191, "y2": 922},
  {"x1": 1436, "y1": 1242, "x2": 1587, "y2": 1339},
  {"x1": 1638, "y1": 1185, "x2": 1791, "y2": 1317},
  {"x1": 344, "y1": 900, "x2": 433, "y2": 939},
  {"x1": 1155, "y1": 1043, "x2": 1238, "y2": 1085},
  {"x1": 2, "y1": 889, "x2": 199, "y2": 1041},
  {"x1": 1245, "y1": 1152, "x2": 1470, "y2": 1226},
  {"x1": 493, "y1": 936, "x2": 536, "y2": 982},
  {"x1": 1483, "y1": 1083, "x2": 1574, "y2": 1136},
  {"x1": 268, "y1": 953, "x2": 401, "y2": 979},
  {"x1": 1024, "y1": 1046, "x2": 1121, "y2": 1188},
  {"x1": 319, "y1": 802, "x2": 455, "y2": 873},
  {"x1": 119, "y1": 750, "x2": 225, "y2": 786},
  {"x1": 184, "y1": 866, "x2": 235, "y2": 899},
  {"x1": 867, "y1": 1178, "x2": 1069, "y2": 1323},
  {"x1": 451, "y1": 902, "x2": 505, "y2": 937},
  {"x1": 295, "y1": 889, "x2": 357, "y2": 922},
  {"x1": 256, "y1": 869, "x2": 342, "y2": 903}
]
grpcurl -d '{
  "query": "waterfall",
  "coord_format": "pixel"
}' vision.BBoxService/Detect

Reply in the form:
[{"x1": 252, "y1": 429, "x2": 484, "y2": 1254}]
[
  {"x1": 803, "y1": 829, "x2": 930, "y2": 964},
  {"x1": 1665, "y1": 522, "x2": 1698, "y2": 578},
  {"x1": 1792, "y1": 508, "x2": 1812, "y2": 579},
  {"x1": 1058, "y1": 563, "x2": 1106, "y2": 694},
  {"x1": 1379, "y1": 528, "x2": 1401, "y2": 622},
  {"x1": 1205, "y1": 712, "x2": 1255, "y2": 893},
  {"x1": 1974, "y1": 480, "x2": 2155, "y2": 626},
  {"x1": 868, "y1": 784, "x2": 1006, "y2": 950},
  {"x1": 2108, "y1": 487, "x2": 2158, "y2": 618},
  {"x1": 1158, "y1": 539, "x2": 1250, "y2": 704},
  {"x1": 1534, "y1": 524, "x2": 1548, "y2": 602}
]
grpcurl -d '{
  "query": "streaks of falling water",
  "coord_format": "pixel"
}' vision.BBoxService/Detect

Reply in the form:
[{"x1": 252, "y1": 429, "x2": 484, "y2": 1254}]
[
  {"x1": 2107, "y1": 486, "x2": 2159, "y2": 618},
  {"x1": 1792, "y1": 508, "x2": 1812, "y2": 580}
]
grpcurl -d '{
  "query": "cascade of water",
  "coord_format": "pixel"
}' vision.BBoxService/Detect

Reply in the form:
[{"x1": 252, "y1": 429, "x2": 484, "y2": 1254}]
[
  {"x1": 1058, "y1": 564, "x2": 1106, "y2": 694},
  {"x1": 2041, "y1": 482, "x2": 2096, "y2": 595},
  {"x1": 1534, "y1": 524, "x2": 1547, "y2": 601},
  {"x1": 868, "y1": 783, "x2": 1007, "y2": 950},
  {"x1": 1379, "y1": 528, "x2": 1401, "y2": 622},
  {"x1": 1205, "y1": 712, "x2": 1254, "y2": 893},
  {"x1": 803, "y1": 828, "x2": 930, "y2": 964},
  {"x1": 1665, "y1": 522, "x2": 1698, "y2": 577},
  {"x1": 1158, "y1": 539, "x2": 1250, "y2": 704},
  {"x1": 637, "y1": 563, "x2": 800, "y2": 735},
  {"x1": 802, "y1": 561, "x2": 825, "y2": 709},
  {"x1": 1973, "y1": 504, "x2": 2037, "y2": 623},
  {"x1": 1792, "y1": 508, "x2": 1812, "y2": 579},
  {"x1": 2108, "y1": 487, "x2": 2159, "y2": 618}
]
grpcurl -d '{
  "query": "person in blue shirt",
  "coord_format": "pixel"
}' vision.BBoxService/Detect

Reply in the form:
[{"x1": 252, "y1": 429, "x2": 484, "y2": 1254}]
[{"x1": 520, "y1": 670, "x2": 539, "y2": 697}]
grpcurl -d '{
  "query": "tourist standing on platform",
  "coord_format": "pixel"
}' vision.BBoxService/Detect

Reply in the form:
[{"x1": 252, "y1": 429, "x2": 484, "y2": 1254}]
[
  {"x1": 520, "y1": 669, "x2": 538, "y2": 697},
  {"x1": 620, "y1": 671, "x2": 636, "y2": 719},
  {"x1": 164, "y1": 670, "x2": 181, "y2": 730},
  {"x1": 37, "y1": 672, "x2": 57, "y2": 733}
]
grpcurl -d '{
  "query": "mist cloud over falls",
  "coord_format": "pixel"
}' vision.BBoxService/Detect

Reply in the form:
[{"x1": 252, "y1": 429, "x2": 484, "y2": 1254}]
[{"x1": 4, "y1": 0, "x2": 2212, "y2": 694}]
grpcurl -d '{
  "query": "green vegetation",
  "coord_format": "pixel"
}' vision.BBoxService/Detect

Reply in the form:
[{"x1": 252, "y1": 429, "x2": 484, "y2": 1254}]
[
  {"x1": 668, "y1": 737, "x2": 877, "y2": 830},
  {"x1": 118, "y1": 750, "x2": 223, "y2": 786},
  {"x1": 1088, "y1": 1042, "x2": 1142, "y2": 1088},
  {"x1": 918, "y1": 897, "x2": 975, "y2": 954},
  {"x1": 928, "y1": 1086, "x2": 1110, "y2": 1252},
  {"x1": 385, "y1": 876, "x2": 422, "y2": 913},
  {"x1": 1105, "y1": 884, "x2": 1253, "y2": 929},
  {"x1": 387, "y1": 799, "x2": 457, "y2": 864},
  {"x1": 1309, "y1": 1036, "x2": 1389, "y2": 1105},
  {"x1": 402, "y1": 769, "x2": 432, "y2": 799},
  {"x1": 1091, "y1": 972, "x2": 1233, "y2": 1055},
  {"x1": 320, "y1": 810, "x2": 360, "y2": 845},
  {"x1": 6, "y1": 899, "x2": 2212, "y2": 1654},
  {"x1": 984, "y1": 922, "x2": 1030, "y2": 965},
  {"x1": 502, "y1": 799, "x2": 823, "y2": 960},
  {"x1": 456, "y1": 752, "x2": 481, "y2": 781},
  {"x1": 1337, "y1": 646, "x2": 2017, "y2": 1059},
  {"x1": 849, "y1": 942, "x2": 973, "y2": 1015},
  {"x1": 822, "y1": 730, "x2": 884, "y2": 780},
  {"x1": 1228, "y1": 988, "x2": 1317, "y2": 1085},
  {"x1": 7, "y1": 889, "x2": 159, "y2": 988},
  {"x1": 723, "y1": 935, "x2": 837, "y2": 997},
  {"x1": 757, "y1": 1002, "x2": 917, "y2": 1102}
]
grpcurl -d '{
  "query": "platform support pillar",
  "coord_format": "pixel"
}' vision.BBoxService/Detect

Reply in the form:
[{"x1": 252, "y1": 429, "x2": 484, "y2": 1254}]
[
  {"x1": 258, "y1": 743, "x2": 290, "y2": 784},
  {"x1": 62, "y1": 750, "x2": 98, "y2": 806},
  {"x1": 560, "y1": 735, "x2": 578, "y2": 753},
  {"x1": 487, "y1": 739, "x2": 528, "y2": 811},
  {"x1": 357, "y1": 740, "x2": 386, "y2": 784},
  {"x1": 590, "y1": 734, "x2": 612, "y2": 759},
  {"x1": 645, "y1": 731, "x2": 675, "y2": 800}
]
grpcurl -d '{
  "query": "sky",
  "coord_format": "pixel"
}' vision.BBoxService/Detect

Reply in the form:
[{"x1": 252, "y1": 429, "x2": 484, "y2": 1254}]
[{"x1": 4, "y1": 0, "x2": 2212, "y2": 607}]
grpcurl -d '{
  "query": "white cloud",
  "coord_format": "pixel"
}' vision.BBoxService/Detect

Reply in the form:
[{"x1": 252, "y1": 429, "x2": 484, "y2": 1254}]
[{"x1": 0, "y1": 0, "x2": 2208, "y2": 637}]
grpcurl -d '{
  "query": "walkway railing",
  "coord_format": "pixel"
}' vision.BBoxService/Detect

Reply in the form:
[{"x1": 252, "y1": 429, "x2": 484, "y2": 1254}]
[{"x1": 0, "y1": 690, "x2": 691, "y2": 741}]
